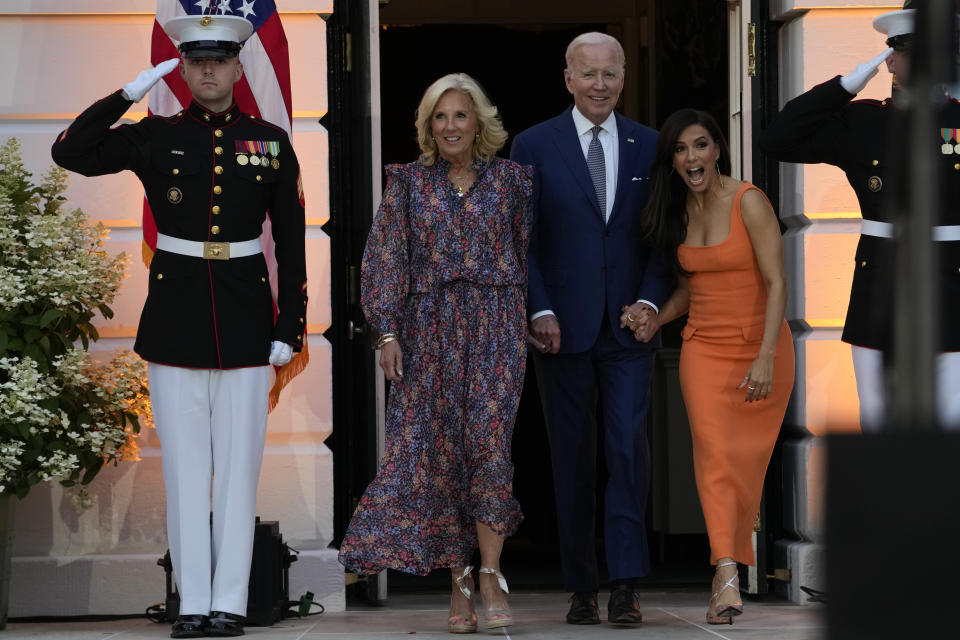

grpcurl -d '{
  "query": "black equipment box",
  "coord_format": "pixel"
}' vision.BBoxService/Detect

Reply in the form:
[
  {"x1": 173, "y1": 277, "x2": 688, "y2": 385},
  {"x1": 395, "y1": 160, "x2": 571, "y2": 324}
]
[{"x1": 159, "y1": 519, "x2": 298, "y2": 626}]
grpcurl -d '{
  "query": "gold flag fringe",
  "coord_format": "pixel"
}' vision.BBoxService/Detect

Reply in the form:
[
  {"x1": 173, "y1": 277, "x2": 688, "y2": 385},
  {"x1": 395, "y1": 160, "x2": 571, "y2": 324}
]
[
  {"x1": 142, "y1": 240, "x2": 155, "y2": 267},
  {"x1": 269, "y1": 342, "x2": 309, "y2": 412}
]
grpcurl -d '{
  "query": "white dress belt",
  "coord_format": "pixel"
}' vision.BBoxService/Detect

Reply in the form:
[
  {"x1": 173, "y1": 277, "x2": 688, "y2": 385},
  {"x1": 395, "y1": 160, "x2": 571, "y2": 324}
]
[
  {"x1": 156, "y1": 233, "x2": 262, "y2": 260},
  {"x1": 860, "y1": 219, "x2": 960, "y2": 242}
]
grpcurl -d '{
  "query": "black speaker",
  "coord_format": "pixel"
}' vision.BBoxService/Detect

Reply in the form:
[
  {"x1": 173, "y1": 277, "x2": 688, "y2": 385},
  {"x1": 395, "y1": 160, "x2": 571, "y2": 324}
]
[
  {"x1": 159, "y1": 518, "x2": 298, "y2": 625},
  {"x1": 826, "y1": 432, "x2": 960, "y2": 638}
]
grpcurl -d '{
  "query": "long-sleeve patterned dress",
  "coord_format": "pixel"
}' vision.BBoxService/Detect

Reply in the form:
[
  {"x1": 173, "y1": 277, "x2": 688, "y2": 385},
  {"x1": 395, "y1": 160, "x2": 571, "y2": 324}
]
[{"x1": 338, "y1": 156, "x2": 533, "y2": 575}]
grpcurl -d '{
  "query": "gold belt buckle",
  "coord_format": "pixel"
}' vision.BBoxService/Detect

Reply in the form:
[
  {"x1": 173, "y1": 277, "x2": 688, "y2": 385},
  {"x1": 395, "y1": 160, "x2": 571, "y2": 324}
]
[{"x1": 203, "y1": 241, "x2": 230, "y2": 260}]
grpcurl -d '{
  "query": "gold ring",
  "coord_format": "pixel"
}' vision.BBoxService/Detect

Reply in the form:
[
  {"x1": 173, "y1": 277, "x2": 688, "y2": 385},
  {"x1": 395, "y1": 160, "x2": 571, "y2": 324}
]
[{"x1": 627, "y1": 313, "x2": 635, "y2": 322}]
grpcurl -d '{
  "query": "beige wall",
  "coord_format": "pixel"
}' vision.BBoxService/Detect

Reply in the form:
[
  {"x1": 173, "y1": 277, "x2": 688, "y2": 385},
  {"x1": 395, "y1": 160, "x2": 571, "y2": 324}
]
[{"x1": 0, "y1": 0, "x2": 343, "y2": 615}]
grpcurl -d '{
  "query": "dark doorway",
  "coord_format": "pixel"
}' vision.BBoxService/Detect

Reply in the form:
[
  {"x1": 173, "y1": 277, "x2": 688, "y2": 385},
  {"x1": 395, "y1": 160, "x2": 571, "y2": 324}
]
[
  {"x1": 379, "y1": 24, "x2": 602, "y2": 166},
  {"x1": 372, "y1": 8, "x2": 730, "y2": 593}
]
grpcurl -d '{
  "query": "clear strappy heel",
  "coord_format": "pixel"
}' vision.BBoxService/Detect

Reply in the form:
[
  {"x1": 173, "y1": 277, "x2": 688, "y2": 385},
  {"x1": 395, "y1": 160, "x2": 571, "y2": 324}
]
[{"x1": 706, "y1": 560, "x2": 743, "y2": 625}]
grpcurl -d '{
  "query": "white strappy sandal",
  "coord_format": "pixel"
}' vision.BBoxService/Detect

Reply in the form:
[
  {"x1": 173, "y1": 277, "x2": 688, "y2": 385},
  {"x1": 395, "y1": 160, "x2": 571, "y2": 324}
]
[
  {"x1": 478, "y1": 566, "x2": 514, "y2": 630},
  {"x1": 449, "y1": 565, "x2": 477, "y2": 634}
]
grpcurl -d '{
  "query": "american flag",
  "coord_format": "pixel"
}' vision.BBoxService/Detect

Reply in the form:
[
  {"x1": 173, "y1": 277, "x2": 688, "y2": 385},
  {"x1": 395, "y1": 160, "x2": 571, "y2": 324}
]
[{"x1": 146, "y1": 0, "x2": 306, "y2": 407}]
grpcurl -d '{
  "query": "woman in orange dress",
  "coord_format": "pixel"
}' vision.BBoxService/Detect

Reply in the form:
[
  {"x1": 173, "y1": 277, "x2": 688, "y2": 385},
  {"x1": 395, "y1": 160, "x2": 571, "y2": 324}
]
[{"x1": 625, "y1": 109, "x2": 794, "y2": 624}]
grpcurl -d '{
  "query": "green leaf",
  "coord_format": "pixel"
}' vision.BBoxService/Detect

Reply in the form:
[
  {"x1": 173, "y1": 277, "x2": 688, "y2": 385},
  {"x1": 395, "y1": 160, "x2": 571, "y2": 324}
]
[
  {"x1": 24, "y1": 327, "x2": 42, "y2": 344},
  {"x1": 21, "y1": 314, "x2": 41, "y2": 327},
  {"x1": 96, "y1": 304, "x2": 114, "y2": 320},
  {"x1": 0, "y1": 331, "x2": 7, "y2": 354},
  {"x1": 22, "y1": 343, "x2": 47, "y2": 370},
  {"x1": 39, "y1": 308, "x2": 64, "y2": 328},
  {"x1": 38, "y1": 336, "x2": 50, "y2": 352},
  {"x1": 80, "y1": 458, "x2": 105, "y2": 485}
]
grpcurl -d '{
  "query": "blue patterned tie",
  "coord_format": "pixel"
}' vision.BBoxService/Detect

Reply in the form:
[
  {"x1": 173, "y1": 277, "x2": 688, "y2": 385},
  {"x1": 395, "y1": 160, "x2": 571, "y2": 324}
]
[{"x1": 587, "y1": 125, "x2": 606, "y2": 218}]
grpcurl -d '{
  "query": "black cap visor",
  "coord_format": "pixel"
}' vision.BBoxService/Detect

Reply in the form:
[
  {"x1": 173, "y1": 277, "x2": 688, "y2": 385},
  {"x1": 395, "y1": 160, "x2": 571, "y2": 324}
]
[
  {"x1": 179, "y1": 40, "x2": 242, "y2": 59},
  {"x1": 886, "y1": 34, "x2": 914, "y2": 53}
]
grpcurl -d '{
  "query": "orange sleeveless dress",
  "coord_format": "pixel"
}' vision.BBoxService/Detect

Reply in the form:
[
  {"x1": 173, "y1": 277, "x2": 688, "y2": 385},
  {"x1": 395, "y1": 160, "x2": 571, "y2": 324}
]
[{"x1": 677, "y1": 183, "x2": 794, "y2": 566}]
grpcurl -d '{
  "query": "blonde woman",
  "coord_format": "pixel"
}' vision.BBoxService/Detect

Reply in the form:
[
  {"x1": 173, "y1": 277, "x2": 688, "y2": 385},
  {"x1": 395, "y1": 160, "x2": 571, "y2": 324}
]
[{"x1": 339, "y1": 73, "x2": 533, "y2": 633}]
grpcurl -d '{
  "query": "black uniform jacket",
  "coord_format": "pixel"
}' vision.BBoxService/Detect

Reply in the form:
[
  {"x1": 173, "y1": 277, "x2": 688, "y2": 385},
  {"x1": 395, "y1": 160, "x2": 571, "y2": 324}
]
[
  {"x1": 52, "y1": 91, "x2": 307, "y2": 368},
  {"x1": 759, "y1": 76, "x2": 960, "y2": 352}
]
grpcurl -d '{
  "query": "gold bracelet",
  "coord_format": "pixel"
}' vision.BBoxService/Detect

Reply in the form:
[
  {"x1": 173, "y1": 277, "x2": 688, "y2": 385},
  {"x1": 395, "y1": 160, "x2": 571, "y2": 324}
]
[{"x1": 375, "y1": 333, "x2": 398, "y2": 349}]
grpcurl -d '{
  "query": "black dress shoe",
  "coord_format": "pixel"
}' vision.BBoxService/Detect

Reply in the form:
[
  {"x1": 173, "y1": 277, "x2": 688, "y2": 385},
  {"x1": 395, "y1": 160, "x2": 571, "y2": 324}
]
[
  {"x1": 608, "y1": 584, "x2": 643, "y2": 625},
  {"x1": 206, "y1": 610, "x2": 246, "y2": 637},
  {"x1": 170, "y1": 614, "x2": 208, "y2": 638},
  {"x1": 566, "y1": 591, "x2": 601, "y2": 625}
]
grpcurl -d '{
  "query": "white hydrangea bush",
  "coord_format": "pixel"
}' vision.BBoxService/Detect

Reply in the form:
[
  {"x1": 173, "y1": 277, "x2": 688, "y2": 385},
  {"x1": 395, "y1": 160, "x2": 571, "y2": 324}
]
[{"x1": 0, "y1": 138, "x2": 151, "y2": 501}]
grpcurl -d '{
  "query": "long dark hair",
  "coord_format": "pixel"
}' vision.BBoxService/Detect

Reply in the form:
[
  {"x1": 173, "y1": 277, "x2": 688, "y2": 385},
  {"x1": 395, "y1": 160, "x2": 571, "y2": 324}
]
[{"x1": 642, "y1": 108, "x2": 731, "y2": 277}]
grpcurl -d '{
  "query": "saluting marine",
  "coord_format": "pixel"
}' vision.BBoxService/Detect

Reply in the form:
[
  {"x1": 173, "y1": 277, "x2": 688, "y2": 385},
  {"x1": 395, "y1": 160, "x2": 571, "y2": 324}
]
[
  {"x1": 759, "y1": 1, "x2": 960, "y2": 431},
  {"x1": 51, "y1": 13, "x2": 307, "y2": 639}
]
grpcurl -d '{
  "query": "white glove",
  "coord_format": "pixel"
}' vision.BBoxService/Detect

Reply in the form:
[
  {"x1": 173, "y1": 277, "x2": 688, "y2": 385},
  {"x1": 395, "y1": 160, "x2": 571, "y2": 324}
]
[
  {"x1": 840, "y1": 48, "x2": 894, "y2": 95},
  {"x1": 121, "y1": 58, "x2": 180, "y2": 103},
  {"x1": 269, "y1": 341, "x2": 293, "y2": 366}
]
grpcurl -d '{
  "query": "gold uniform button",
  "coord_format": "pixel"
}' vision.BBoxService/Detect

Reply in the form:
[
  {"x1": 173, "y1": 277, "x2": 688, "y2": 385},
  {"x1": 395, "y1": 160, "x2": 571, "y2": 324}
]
[
  {"x1": 296, "y1": 335, "x2": 302, "y2": 341},
  {"x1": 215, "y1": 146, "x2": 223, "y2": 155},
  {"x1": 157, "y1": 273, "x2": 164, "y2": 280},
  {"x1": 212, "y1": 205, "x2": 221, "y2": 214},
  {"x1": 861, "y1": 260, "x2": 867, "y2": 267},
  {"x1": 261, "y1": 276, "x2": 267, "y2": 283},
  {"x1": 215, "y1": 165, "x2": 223, "y2": 175},
  {"x1": 214, "y1": 129, "x2": 223, "y2": 138},
  {"x1": 211, "y1": 225, "x2": 220, "y2": 235},
  {"x1": 299, "y1": 317, "x2": 305, "y2": 323},
  {"x1": 213, "y1": 185, "x2": 222, "y2": 195},
  {"x1": 256, "y1": 175, "x2": 262, "y2": 182},
  {"x1": 172, "y1": 168, "x2": 180, "y2": 175},
  {"x1": 954, "y1": 163, "x2": 960, "y2": 171},
  {"x1": 871, "y1": 160, "x2": 879, "y2": 167}
]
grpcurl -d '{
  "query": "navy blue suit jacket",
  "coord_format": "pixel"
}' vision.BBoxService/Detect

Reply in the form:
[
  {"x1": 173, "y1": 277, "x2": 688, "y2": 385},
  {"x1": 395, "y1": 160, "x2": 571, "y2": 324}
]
[{"x1": 511, "y1": 108, "x2": 671, "y2": 354}]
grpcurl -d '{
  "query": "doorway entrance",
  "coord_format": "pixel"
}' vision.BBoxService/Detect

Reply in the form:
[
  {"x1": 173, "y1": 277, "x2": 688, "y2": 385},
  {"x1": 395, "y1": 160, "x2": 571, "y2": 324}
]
[{"x1": 365, "y1": 1, "x2": 732, "y2": 594}]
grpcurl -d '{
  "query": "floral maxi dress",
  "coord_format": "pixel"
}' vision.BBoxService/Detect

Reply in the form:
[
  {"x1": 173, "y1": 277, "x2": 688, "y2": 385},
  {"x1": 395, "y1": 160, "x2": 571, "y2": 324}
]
[{"x1": 338, "y1": 156, "x2": 533, "y2": 575}]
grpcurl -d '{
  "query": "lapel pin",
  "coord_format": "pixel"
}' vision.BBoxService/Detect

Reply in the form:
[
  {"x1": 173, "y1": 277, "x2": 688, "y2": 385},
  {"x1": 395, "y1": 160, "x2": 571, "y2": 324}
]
[{"x1": 626, "y1": 137, "x2": 635, "y2": 143}]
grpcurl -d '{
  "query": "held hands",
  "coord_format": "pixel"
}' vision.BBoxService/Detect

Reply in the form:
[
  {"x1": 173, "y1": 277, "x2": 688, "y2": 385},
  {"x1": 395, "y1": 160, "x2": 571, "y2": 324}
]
[
  {"x1": 268, "y1": 340, "x2": 293, "y2": 366},
  {"x1": 738, "y1": 352, "x2": 775, "y2": 403},
  {"x1": 620, "y1": 303, "x2": 658, "y2": 343},
  {"x1": 122, "y1": 58, "x2": 180, "y2": 103},
  {"x1": 839, "y1": 48, "x2": 893, "y2": 95},
  {"x1": 529, "y1": 315, "x2": 561, "y2": 354},
  {"x1": 379, "y1": 340, "x2": 403, "y2": 382}
]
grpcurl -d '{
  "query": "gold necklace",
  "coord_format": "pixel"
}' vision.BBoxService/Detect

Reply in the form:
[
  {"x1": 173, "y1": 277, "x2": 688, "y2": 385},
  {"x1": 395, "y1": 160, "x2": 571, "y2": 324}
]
[{"x1": 450, "y1": 167, "x2": 471, "y2": 198}]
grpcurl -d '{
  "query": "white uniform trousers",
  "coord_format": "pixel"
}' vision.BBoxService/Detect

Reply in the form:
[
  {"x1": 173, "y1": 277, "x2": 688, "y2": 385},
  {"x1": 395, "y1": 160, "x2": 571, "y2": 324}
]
[
  {"x1": 149, "y1": 363, "x2": 271, "y2": 616},
  {"x1": 852, "y1": 346, "x2": 960, "y2": 432}
]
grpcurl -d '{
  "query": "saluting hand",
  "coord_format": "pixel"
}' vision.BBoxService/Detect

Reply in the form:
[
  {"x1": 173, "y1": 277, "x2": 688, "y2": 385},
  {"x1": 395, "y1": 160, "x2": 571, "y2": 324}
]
[
  {"x1": 122, "y1": 58, "x2": 181, "y2": 103},
  {"x1": 840, "y1": 48, "x2": 894, "y2": 96}
]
